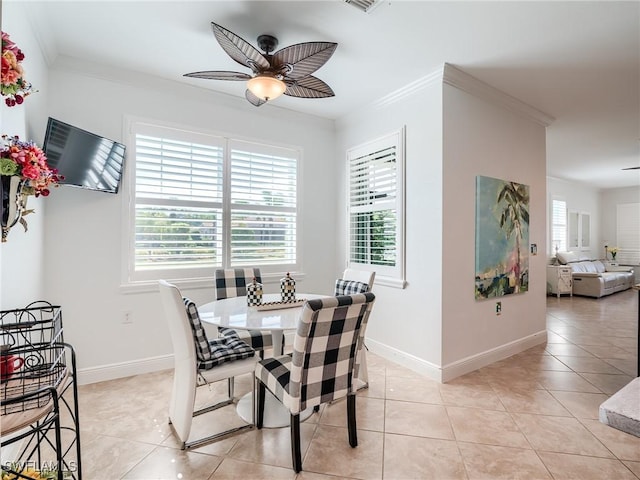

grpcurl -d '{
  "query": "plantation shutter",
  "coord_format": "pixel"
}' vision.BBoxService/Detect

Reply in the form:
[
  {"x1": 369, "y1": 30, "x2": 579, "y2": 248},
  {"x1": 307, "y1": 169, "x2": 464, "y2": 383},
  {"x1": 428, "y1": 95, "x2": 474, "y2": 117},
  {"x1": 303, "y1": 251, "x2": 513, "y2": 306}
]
[
  {"x1": 135, "y1": 133, "x2": 224, "y2": 270},
  {"x1": 616, "y1": 203, "x2": 640, "y2": 265},
  {"x1": 229, "y1": 140, "x2": 298, "y2": 267},
  {"x1": 347, "y1": 128, "x2": 405, "y2": 284},
  {"x1": 551, "y1": 199, "x2": 567, "y2": 253}
]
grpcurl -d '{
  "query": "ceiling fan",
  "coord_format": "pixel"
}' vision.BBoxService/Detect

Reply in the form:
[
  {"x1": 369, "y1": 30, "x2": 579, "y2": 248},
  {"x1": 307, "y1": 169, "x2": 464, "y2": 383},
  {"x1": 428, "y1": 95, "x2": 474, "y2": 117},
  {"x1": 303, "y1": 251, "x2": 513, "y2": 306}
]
[{"x1": 185, "y1": 22, "x2": 338, "y2": 107}]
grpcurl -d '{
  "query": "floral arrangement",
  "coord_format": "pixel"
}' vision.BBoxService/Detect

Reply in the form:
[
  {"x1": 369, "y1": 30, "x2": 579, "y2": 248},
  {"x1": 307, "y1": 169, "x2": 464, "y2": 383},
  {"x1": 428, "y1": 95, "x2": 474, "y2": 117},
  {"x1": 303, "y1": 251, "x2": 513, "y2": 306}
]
[
  {"x1": 606, "y1": 246, "x2": 619, "y2": 260},
  {"x1": 1, "y1": 31, "x2": 35, "y2": 107},
  {"x1": 0, "y1": 135, "x2": 62, "y2": 197}
]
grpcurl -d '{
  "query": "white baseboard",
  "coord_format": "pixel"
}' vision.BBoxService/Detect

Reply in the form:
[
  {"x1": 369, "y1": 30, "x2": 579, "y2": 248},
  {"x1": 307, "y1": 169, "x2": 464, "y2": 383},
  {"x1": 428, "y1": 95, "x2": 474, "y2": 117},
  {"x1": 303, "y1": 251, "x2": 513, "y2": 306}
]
[
  {"x1": 78, "y1": 330, "x2": 547, "y2": 386},
  {"x1": 77, "y1": 354, "x2": 174, "y2": 385},
  {"x1": 367, "y1": 330, "x2": 548, "y2": 383}
]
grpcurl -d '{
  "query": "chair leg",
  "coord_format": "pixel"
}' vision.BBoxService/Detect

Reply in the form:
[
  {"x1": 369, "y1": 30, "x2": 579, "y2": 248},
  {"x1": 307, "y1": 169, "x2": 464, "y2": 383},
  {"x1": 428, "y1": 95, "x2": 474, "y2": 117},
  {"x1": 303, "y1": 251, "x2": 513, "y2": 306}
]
[
  {"x1": 347, "y1": 394, "x2": 357, "y2": 448},
  {"x1": 256, "y1": 380, "x2": 266, "y2": 429},
  {"x1": 228, "y1": 377, "x2": 234, "y2": 399},
  {"x1": 291, "y1": 413, "x2": 302, "y2": 473}
]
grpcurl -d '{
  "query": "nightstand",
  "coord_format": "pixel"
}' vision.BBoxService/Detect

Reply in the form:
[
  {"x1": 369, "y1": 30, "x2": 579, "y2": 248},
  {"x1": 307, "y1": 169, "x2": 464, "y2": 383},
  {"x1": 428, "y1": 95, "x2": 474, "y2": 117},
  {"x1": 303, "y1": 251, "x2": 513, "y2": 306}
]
[{"x1": 547, "y1": 265, "x2": 573, "y2": 297}]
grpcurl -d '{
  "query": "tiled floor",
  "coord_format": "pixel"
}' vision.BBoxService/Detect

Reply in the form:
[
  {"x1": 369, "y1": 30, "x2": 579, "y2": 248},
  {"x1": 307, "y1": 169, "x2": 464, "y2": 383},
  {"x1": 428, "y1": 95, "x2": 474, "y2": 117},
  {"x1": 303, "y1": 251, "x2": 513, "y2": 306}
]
[{"x1": 28, "y1": 290, "x2": 640, "y2": 478}]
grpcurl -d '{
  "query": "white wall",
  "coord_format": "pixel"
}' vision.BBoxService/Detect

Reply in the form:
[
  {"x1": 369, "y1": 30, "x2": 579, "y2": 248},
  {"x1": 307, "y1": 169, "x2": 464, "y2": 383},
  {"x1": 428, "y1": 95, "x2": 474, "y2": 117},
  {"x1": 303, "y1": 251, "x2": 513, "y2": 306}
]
[
  {"x1": 336, "y1": 66, "x2": 549, "y2": 381},
  {"x1": 1, "y1": 2, "x2": 49, "y2": 309},
  {"x1": 599, "y1": 186, "x2": 640, "y2": 264},
  {"x1": 441, "y1": 80, "x2": 548, "y2": 375},
  {"x1": 37, "y1": 57, "x2": 337, "y2": 380},
  {"x1": 335, "y1": 72, "x2": 444, "y2": 374},
  {"x1": 547, "y1": 177, "x2": 601, "y2": 259}
]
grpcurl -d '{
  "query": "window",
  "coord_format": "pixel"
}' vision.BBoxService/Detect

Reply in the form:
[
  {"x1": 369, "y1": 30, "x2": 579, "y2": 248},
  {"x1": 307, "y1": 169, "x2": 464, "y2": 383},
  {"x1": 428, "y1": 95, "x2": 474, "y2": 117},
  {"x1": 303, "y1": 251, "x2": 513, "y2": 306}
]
[
  {"x1": 616, "y1": 203, "x2": 640, "y2": 265},
  {"x1": 551, "y1": 198, "x2": 567, "y2": 254},
  {"x1": 347, "y1": 128, "x2": 405, "y2": 288},
  {"x1": 124, "y1": 121, "x2": 299, "y2": 283}
]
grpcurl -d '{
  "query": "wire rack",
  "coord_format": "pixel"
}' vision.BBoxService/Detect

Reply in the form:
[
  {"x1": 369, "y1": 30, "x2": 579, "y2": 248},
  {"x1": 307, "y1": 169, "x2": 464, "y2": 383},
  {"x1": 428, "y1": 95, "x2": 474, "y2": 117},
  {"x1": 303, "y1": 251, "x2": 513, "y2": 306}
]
[
  {"x1": 1, "y1": 302, "x2": 67, "y2": 415},
  {"x1": 1, "y1": 301, "x2": 82, "y2": 479}
]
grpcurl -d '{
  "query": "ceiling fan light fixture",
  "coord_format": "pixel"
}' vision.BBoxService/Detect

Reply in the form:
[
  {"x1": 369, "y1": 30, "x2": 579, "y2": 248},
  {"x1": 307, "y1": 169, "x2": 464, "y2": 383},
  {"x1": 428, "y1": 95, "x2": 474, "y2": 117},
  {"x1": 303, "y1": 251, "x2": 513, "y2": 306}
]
[{"x1": 247, "y1": 74, "x2": 286, "y2": 101}]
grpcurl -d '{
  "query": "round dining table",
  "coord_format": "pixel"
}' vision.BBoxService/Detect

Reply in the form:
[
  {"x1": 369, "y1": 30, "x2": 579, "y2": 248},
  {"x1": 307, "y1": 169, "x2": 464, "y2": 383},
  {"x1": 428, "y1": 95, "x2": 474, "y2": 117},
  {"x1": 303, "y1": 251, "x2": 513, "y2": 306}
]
[{"x1": 198, "y1": 293, "x2": 326, "y2": 428}]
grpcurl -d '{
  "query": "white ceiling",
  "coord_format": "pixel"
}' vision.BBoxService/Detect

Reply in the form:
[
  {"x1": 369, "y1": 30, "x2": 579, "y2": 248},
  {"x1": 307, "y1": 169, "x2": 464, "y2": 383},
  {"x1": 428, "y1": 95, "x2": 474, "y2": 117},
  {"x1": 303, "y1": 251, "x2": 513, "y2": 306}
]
[{"x1": 14, "y1": 0, "x2": 640, "y2": 189}]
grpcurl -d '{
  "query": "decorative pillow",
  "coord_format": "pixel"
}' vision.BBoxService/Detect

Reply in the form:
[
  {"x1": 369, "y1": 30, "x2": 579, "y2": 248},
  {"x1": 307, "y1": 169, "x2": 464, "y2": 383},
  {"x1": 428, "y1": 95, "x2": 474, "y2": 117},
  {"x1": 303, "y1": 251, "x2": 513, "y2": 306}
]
[
  {"x1": 183, "y1": 297, "x2": 212, "y2": 362},
  {"x1": 593, "y1": 261, "x2": 606, "y2": 273},
  {"x1": 557, "y1": 251, "x2": 580, "y2": 264},
  {"x1": 183, "y1": 297, "x2": 255, "y2": 369},
  {"x1": 334, "y1": 279, "x2": 369, "y2": 296},
  {"x1": 199, "y1": 336, "x2": 255, "y2": 370}
]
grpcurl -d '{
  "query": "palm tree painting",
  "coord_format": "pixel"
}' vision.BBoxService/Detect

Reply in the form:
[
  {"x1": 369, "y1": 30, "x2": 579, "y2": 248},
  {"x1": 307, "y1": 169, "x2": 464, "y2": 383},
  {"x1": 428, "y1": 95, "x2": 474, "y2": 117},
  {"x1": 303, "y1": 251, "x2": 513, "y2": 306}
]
[{"x1": 475, "y1": 176, "x2": 529, "y2": 299}]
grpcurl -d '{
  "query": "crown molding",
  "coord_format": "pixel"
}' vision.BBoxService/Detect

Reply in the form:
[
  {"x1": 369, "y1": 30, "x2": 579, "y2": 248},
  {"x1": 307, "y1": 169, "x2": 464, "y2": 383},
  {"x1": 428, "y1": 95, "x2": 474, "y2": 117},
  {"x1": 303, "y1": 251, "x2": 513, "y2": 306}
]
[
  {"x1": 443, "y1": 63, "x2": 555, "y2": 127},
  {"x1": 371, "y1": 67, "x2": 444, "y2": 110}
]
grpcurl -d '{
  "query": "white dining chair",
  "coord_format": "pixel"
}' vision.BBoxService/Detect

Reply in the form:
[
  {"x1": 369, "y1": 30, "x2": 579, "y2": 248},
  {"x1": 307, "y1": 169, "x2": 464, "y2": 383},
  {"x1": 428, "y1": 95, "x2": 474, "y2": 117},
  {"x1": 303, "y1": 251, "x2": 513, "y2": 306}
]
[
  {"x1": 158, "y1": 280, "x2": 258, "y2": 449},
  {"x1": 335, "y1": 268, "x2": 375, "y2": 390}
]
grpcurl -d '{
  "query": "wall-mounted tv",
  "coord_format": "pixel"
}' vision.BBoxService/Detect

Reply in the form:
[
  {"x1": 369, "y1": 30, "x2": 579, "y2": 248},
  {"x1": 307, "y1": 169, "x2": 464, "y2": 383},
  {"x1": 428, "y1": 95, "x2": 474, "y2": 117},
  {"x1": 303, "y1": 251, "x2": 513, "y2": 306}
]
[{"x1": 42, "y1": 117, "x2": 126, "y2": 194}]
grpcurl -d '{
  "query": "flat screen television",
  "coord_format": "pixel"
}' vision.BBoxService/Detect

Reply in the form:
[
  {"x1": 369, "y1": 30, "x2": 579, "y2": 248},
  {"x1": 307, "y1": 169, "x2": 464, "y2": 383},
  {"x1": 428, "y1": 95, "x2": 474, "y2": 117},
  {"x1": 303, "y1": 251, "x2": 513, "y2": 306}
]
[{"x1": 42, "y1": 117, "x2": 126, "y2": 194}]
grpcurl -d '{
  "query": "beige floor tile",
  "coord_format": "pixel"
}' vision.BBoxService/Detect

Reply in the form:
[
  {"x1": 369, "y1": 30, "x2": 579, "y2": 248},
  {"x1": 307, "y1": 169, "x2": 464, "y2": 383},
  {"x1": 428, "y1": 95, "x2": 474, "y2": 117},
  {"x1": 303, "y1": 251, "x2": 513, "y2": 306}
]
[
  {"x1": 209, "y1": 457, "x2": 296, "y2": 479},
  {"x1": 80, "y1": 434, "x2": 156, "y2": 480},
  {"x1": 121, "y1": 445, "x2": 221, "y2": 479},
  {"x1": 579, "y1": 344, "x2": 635, "y2": 360},
  {"x1": 538, "y1": 451, "x2": 638, "y2": 480},
  {"x1": 446, "y1": 406, "x2": 529, "y2": 448},
  {"x1": 581, "y1": 419, "x2": 640, "y2": 462},
  {"x1": 457, "y1": 442, "x2": 552, "y2": 479},
  {"x1": 549, "y1": 391, "x2": 610, "y2": 419},
  {"x1": 296, "y1": 472, "x2": 357, "y2": 480},
  {"x1": 440, "y1": 383, "x2": 505, "y2": 410},
  {"x1": 600, "y1": 358, "x2": 637, "y2": 377},
  {"x1": 482, "y1": 367, "x2": 544, "y2": 391},
  {"x1": 512, "y1": 413, "x2": 613, "y2": 457},
  {"x1": 302, "y1": 425, "x2": 383, "y2": 479},
  {"x1": 385, "y1": 401, "x2": 454, "y2": 440},
  {"x1": 544, "y1": 343, "x2": 594, "y2": 357},
  {"x1": 521, "y1": 355, "x2": 573, "y2": 372},
  {"x1": 444, "y1": 369, "x2": 492, "y2": 386},
  {"x1": 623, "y1": 460, "x2": 640, "y2": 478},
  {"x1": 385, "y1": 375, "x2": 443, "y2": 404},
  {"x1": 493, "y1": 388, "x2": 572, "y2": 416},
  {"x1": 383, "y1": 434, "x2": 467, "y2": 479},
  {"x1": 545, "y1": 331, "x2": 571, "y2": 343},
  {"x1": 319, "y1": 396, "x2": 385, "y2": 432},
  {"x1": 555, "y1": 355, "x2": 626, "y2": 374},
  {"x1": 534, "y1": 370, "x2": 600, "y2": 393},
  {"x1": 227, "y1": 423, "x2": 316, "y2": 469},
  {"x1": 579, "y1": 372, "x2": 635, "y2": 394}
]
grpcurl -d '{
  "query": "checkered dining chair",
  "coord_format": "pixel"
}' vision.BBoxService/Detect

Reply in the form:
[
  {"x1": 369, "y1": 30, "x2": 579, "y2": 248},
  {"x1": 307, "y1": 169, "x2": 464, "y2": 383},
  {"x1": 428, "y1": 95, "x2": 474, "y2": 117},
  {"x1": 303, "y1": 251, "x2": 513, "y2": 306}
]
[
  {"x1": 335, "y1": 268, "x2": 375, "y2": 390},
  {"x1": 255, "y1": 293, "x2": 376, "y2": 473},
  {"x1": 158, "y1": 280, "x2": 258, "y2": 449},
  {"x1": 215, "y1": 268, "x2": 283, "y2": 357}
]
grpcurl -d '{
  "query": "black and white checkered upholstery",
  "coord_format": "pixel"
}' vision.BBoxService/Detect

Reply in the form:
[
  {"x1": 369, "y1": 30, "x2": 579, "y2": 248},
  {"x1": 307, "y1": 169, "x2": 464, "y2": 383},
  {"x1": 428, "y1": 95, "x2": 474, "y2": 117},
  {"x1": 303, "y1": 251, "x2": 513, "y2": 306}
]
[
  {"x1": 334, "y1": 279, "x2": 369, "y2": 296},
  {"x1": 255, "y1": 293, "x2": 375, "y2": 414},
  {"x1": 214, "y1": 268, "x2": 275, "y2": 351},
  {"x1": 215, "y1": 268, "x2": 262, "y2": 300},
  {"x1": 183, "y1": 297, "x2": 255, "y2": 370}
]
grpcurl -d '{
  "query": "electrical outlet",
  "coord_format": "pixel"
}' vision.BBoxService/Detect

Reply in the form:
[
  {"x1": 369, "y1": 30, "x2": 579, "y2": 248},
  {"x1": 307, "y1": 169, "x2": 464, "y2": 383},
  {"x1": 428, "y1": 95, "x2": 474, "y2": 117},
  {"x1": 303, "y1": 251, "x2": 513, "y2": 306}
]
[
  {"x1": 123, "y1": 311, "x2": 133, "y2": 324},
  {"x1": 496, "y1": 302, "x2": 502, "y2": 315}
]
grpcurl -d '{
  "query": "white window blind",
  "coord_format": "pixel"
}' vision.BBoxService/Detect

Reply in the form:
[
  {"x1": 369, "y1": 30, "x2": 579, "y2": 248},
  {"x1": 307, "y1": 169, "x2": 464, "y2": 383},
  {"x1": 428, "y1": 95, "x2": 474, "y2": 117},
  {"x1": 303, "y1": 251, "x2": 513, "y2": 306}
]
[
  {"x1": 551, "y1": 199, "x2": 567, "y2": 253},
  {"x1": 127, "y1": 122, "x2": 300, "y2": 283},
  {"x1": 229, "y1": 141, "x2": 297, "y2": 267},
  {"x1": 347, "y1": 128, "x2": 405, "y2": 285},
  {"x1": 134, "y1": 134, "x2": 224, "y2": 271},
  {"x1": 616, "y1": 203, "x2": 640, "y2": 265}
]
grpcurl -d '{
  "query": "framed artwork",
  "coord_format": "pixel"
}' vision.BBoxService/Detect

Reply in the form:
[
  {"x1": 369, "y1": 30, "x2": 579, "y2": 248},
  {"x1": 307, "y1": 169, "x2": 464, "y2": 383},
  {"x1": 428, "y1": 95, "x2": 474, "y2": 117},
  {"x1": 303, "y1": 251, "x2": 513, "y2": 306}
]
[{"x1": 475, "y1": 175, "x2": 530, "y2": 299}]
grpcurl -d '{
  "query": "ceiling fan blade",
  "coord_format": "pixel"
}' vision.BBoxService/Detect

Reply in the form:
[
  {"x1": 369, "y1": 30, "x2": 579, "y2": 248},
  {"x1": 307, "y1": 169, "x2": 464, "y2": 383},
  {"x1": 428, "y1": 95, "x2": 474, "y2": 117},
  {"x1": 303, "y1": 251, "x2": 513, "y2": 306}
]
[
  {"x1": 285, "y1": 75, "x2": 335, "y2": 99},
  {"x1": 184, "y1": 71, "x2": 252, "y2": 81},
  {"x1": 273, "y1": 42, "x2": 338, "y2": 79},
  {"x1": 245, "y1": 89, "x2": 267, "y2": 107},
  {"x1": 622, "y1": 166, "x2": 640, "y2": 170},
  {"x1": 211, "y1": 22, "x2": 270, "y2": 72}
]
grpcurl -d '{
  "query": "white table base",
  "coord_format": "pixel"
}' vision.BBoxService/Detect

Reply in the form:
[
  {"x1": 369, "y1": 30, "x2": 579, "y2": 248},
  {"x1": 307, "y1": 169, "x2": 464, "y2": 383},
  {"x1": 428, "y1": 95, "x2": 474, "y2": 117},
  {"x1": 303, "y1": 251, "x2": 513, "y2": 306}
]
[{"x1": 237, "y1": 391, "x2": 314, "y2": 428}]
